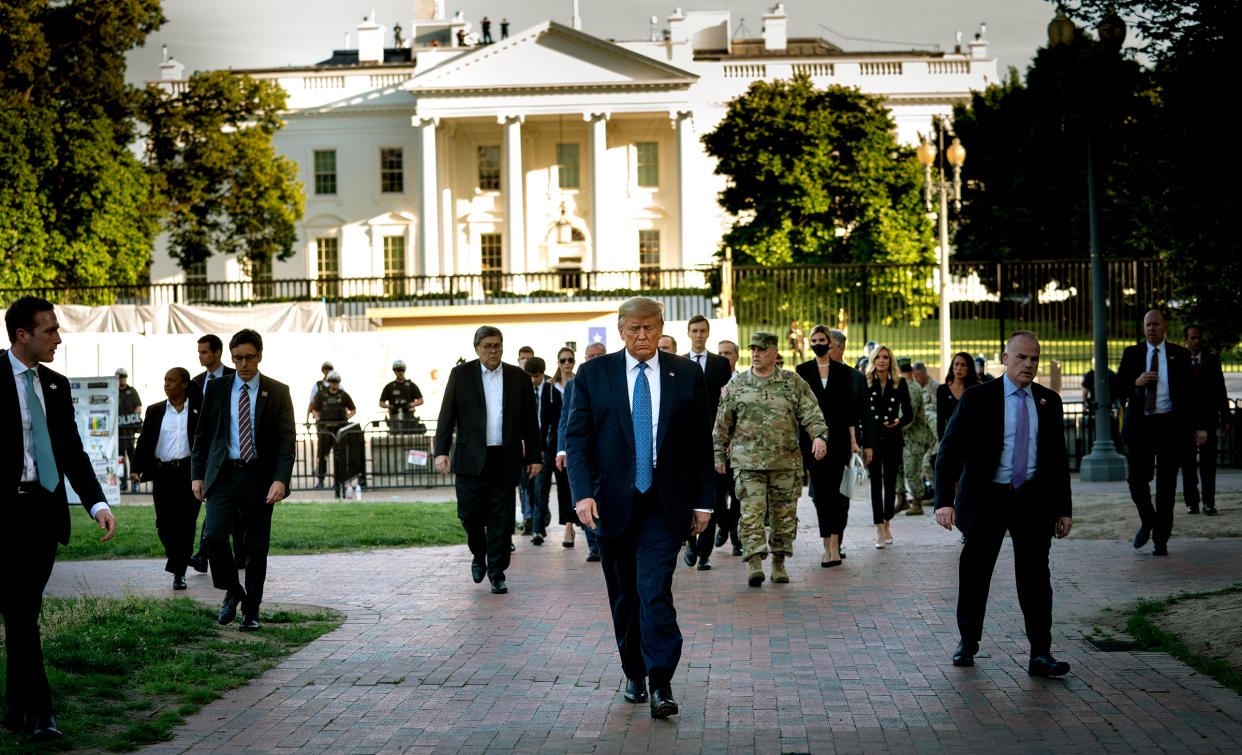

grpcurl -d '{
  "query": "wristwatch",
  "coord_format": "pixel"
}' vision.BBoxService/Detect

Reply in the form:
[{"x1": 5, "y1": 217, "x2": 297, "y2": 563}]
[{"x1": 814, "y1": 433, "x2": 828, "y2": 442}]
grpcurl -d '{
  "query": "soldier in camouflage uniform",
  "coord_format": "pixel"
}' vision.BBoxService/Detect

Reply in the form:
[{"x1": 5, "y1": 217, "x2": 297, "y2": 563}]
[
  {"x1": 900, "y1": 369, "x2": 937, "y2": 515},
  {"x1": 713, "y1": 332, "x2": 828, "y2": 587}
]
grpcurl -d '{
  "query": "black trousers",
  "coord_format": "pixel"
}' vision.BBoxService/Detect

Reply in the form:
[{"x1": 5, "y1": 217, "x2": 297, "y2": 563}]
[
  {"x1": 1182, "y1": 432, "x2": 1218, "y2": 510},
  {"x1": 1126, "y1": 413, "x2": 1189, "y2": 546},
  {"x1": 691, "y1": 470, "x2": 730, "y2": 560},
  {"x1": 204, "y1": 463, "x2": 276, "y2": 617},
  {"x1": 597, "y1": 484, "x2": 682, "y2": 689},
  {"x1": 808, "y1": 455, "x2": 849, "y2": 537},
  {"x1": 1, "y1": 486, "x2": 60, "y2": 719},
  {"x1": 152, "y1": 460, "x2": 201, "y2": 577},
  {"x1": 957, "y1": 482, "x2": 1055, "y2": 657},
  {"x1": 869, "y1": 434, "x2": 903, "y2": 524},
  {"x1": 457, "y1": 447, "x2": 513, "y2": 582}
]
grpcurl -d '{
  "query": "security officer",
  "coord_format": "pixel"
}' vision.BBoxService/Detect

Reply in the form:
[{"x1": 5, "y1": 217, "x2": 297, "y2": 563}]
[
  {"x1": 713, "y1": 332, "x2": 828, "y2": 587},
  {"x1": 307, "y1": 361, "x2": 336, "y2": 421},
  {"x1": 379, "y1": 359, "x2": 424, "y2": 432},
  {"x1": 310, "y1": 371, "x2": 356, "y2": 494},
  {"x1": 116, "y1": 367, "x2": 142, "y2": 491},
  {"x1": 898, "y1": 361, "x2": 936, "y2": 515}
]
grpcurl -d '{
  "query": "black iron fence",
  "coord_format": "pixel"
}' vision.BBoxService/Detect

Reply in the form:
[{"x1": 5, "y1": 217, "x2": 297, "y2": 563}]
[{"x1": 1060, "y1": 400, "x2": 1242, "y2": 471}]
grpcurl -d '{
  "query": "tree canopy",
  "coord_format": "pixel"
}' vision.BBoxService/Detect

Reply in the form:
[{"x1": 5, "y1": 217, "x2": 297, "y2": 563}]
[{"x1": 702, "y1": 75, "x2": 933, "y2": 267}]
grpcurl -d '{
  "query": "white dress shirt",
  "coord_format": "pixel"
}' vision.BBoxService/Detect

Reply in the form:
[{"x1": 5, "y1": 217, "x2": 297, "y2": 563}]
[
  {"x1": 1146, "y1": 340, "x2": 1172, "y2": 414},
  {"x1": 688, "y1": 349, "x2": 708, "y2": 372},
  {"x1": 156, "y1": 400, "x2": 192, "y2": 461},
  {"x1": 992, "y1": 374, "x2": 1039, "y2": 485},
  {"x1": 624, "y1": 350, "x2": 661, "y2": 466},
  {"x1": 481, "y1": 362, "x2": 504, "y2": 446},
  {"x1": 8, "y1": 350, "x2": 109, "y2": 518}
]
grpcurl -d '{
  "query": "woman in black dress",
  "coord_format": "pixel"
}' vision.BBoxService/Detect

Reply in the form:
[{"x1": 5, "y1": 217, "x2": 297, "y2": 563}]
[
  {"x1": 866, "y1": 345, "x2": 913, "y2": 547},
  {"x1": 936, "y1": 351, "x2": 980, "y2": 441}
]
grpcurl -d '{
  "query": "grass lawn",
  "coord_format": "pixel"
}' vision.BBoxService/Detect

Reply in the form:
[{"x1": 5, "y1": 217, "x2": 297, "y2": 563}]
[
  {"x1": 60, "y1": 501, "x2": 466, "y2": 562},
  {"x1": 0, "y1": 595, "x2": 341, "y2": 752}
]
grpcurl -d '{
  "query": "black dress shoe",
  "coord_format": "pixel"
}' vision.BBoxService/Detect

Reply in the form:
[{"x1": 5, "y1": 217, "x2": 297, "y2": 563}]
[
  {"x1": 1133, "y1": 526, "x2": 1150, "y2": 549},
  {"x1": 187, "y1": 555, "x2": 207, "y2": 573},
  {"x1": 822, "y1": 559, "x2": 842, "y2": 568},
  {"x1": 531, "y1": 534, "x2": 544, "y2": 545},
  {"x1": 1205, "y1": 506, "x2": 1218, "y2": 515},
  {"x1": 239, "y1": 615, "x2": 261, "y2": 632},
  {"x1": 952, "y1": 641, "x2": 978, "y2": 667},
  {"x1": 218, "y1": 589, "x2": 243, "y2": 625},
  {"x1": 697, "y1": 557, "x2": 711, "y2": 571},
  {"x1": 586, "y1": 549, "x2": 601, "y2": 562},
  {"x1": 649, "y1": 686, "x2": 678, "y2": 718},
  {"x1": 1028, "y1": 654, "x2": 1071, "y2": 677},
  {"x1": 714, "y1": 530, "x2": 727, "y2": 548},
  {"x1": 623, "y1": 678, "x2": 648, "y2": 703},
  {"x1": 28, "y1": 714, "x2": 63, "y2": 741},
  {"x1": 173, "y1": 575, "x2": 188, "y2": 590},
  {"x1": 1153, "y1": 543, "x2": 1169, "y2": 556},
  {"x1": 471, "y1": 560, "x2": 486, "y2": 584},
  {"x1": 683, "y1": 544, "x2": 697, "y2": 567},
  {"x1": 1187, "y1": 506, "x2": 1199, "y2": 514},
  {"x1": 491, "y1": 579, "x2": 508, "y2": 594},
  {"x1": 731, "y1": 545, "x2": 743, "y2": 556}
]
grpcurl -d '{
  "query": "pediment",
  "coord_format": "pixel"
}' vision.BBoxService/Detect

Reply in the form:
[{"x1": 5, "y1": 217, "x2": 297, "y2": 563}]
[{"x1": 408, "y1": 21, "x2": 697, "y2": 93}]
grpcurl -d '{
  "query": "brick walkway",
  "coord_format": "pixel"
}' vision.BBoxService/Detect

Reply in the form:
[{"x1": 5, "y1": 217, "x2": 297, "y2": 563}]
[{"x1": 47, "y1": 479, "x2": 1242, "y2": 753}]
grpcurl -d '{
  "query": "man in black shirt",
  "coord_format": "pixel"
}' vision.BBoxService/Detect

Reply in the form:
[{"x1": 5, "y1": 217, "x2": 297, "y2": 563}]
[
  {"x1": 117, "y1": 368, "x2": 142, "y2": 491},
  {"x1": 379, "y1": 359, "x2": 423, "y2": 433},
  {"x1": 311, "y1": 371, "x2": 356, "y2": 495}
]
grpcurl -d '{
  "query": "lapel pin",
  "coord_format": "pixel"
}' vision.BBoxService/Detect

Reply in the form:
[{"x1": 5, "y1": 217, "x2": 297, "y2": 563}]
[
  {"x1": 668, "y1": 371, "x2": 674, "y2": 377},
  {"x1": 261, "y1": 390, "x2": 269, "y2": 397},
  {"x1": 49, "y1": 383, "x2": 58, "y2": 390},
  {"x1": 1039, "y1": 398, "x2": 1046, "y2": 405}
]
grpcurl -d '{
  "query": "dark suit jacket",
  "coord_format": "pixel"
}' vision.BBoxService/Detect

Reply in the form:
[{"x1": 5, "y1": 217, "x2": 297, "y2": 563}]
[
  {"x1": 795, "y1": 358, "x2": 858, "y2": 464},
  {"x1": 131, "y1": 394, "x2": 202, "y2": 482},
  {"x1": 1191, "y1": 351, "x2": 1229, "y2": 430},
  {"x1": 1115, "y1": 341, "x2": 1205, "y2": 443},
  {"x1": 849, "y1": 365, "x2": 876, "y2": 449},
  {"x1": 1, "y1": 350, "x2": 105, "y2": 545},
  {"x1": 934, "y1": 378, "x2": 1071, "y2": 537},
  {"x1": 191, "y1": 373, "x2": 295, "y2": 497},
  {"x1": 564, "y1": 349, "x2": 714, "y2": 540},
  {"x1": 433, "y1": 360, "x2": 540, "y2": 485},
  {"x1": 189, "y1": 366, "x2": 234, "y2": 404},
  {"x1": 684, "y1": 351, "x2": 733, "y2": 421},
  {"x1": 539, "y1": 380, "x2": 563, "y2": 460}
]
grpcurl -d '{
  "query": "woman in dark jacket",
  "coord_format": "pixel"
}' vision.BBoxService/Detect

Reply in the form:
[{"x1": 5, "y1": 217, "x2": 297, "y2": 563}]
[
  {"x1": 866, "y1": 345, "x2": 913, "y2": 547},
  {"x1": 936, "y1": 351, "x2": 980, "y2": 441}
]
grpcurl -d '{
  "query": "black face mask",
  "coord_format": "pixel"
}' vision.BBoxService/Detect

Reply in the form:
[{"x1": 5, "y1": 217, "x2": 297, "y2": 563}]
[{"x1": 811, "y1": 343, "x2": 832, "y2": 358}]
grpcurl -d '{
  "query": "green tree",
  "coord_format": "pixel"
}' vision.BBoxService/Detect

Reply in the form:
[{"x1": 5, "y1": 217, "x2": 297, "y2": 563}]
[
  {"x1": 0, "y1": 0, "x2": 165, "y2": 292},
  {"x1": 141, "y1": 71, "x2": 305, "y2": 274},
  {"x1": 703, "y1": 75, "x2": 933, "y2": 267}
]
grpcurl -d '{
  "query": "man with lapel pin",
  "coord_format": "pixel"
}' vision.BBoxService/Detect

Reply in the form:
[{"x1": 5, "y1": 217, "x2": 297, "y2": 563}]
[
  {"x1": 130, "y1": 367, "x2": 201, "y2": 590},
  {"x1": 1115, "y1": 309, "x2": 1208, "y2": 555},
  {"x1": 187, "y1": 334, "x2": 244, "y2": 574},
  {"x1": 566, "y1": 297, "x2": 714, "y2": 719},
  {"x1": 2, "y1": 296, "x2": 117, "y2": 741},
  {"x1": 191, "y1": 329, "x2": 295, "y2": 631},
  {"x1": 935, "y1": 330, "x2": 1073, "y2": 677},
  {"x1": 681, "y1": 314, "x2": 734, "y2": 571}
]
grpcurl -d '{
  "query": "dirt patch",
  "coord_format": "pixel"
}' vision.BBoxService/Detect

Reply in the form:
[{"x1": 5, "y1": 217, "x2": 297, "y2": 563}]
[
  {"x1": 1068, "y1": 490, "x2": 1242, "y2": 540},
  {"x1": 1149, "y1": 592, "x2": 1242, "y2": 677}
]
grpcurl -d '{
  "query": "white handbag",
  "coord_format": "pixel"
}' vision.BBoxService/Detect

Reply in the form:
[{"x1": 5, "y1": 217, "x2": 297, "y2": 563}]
[{"x1": 839, "y1": 452, "x2": 870, "y2": 499}]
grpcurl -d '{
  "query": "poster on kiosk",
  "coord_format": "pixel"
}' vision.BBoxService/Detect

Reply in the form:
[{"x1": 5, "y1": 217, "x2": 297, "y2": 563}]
[{"x1": 66, "y1": 375, "x2": 122, "y2": 507}]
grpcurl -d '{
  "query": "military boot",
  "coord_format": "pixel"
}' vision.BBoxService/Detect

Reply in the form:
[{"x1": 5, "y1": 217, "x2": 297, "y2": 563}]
[
  {"x1": 894, "y1": 491, "x2": 910, "y2": 514},
  {"x1": 747, "y1": 556, "x2": 765, "y2": 587},
  {"x1": 905, "y1": 501, "x2": 924, "y2": 515},
  {"x1": 771, "y1": 555, "x2": 790, "y2": 583}
]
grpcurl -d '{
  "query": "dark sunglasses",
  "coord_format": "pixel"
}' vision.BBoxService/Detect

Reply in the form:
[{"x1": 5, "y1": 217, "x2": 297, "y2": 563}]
[{"x1": 559, "y1": 357, "x2": 575, "y2": 364}]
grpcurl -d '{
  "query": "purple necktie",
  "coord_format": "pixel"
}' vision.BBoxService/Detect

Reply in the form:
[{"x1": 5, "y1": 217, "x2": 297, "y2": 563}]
[{"x1": 1011, "y1": 388, "x2": 1029, "y2": 488}]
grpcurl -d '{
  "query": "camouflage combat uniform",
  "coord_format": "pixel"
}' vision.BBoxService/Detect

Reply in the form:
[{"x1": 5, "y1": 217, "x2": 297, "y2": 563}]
[
  {"x1": 899, "y1": 379, "x2": 937, "y2": 499},
  {"x1": 713, "y1": 369, "x2": 828, "y2": 561}
]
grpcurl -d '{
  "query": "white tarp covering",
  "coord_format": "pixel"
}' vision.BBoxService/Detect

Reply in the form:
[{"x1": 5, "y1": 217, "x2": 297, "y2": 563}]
[{"x1": 56, "y1": 302, "x2": 330, "y2": 334}]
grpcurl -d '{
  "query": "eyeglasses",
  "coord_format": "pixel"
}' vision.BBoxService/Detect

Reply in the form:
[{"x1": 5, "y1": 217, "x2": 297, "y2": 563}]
[
  {"x1": 478, "y1": 343, "x2": 503, "y2": 352},
  {"x1": 559, "y1": 357, "x2": 575, "y2": 364},
  {"x1": 394, "y1": 368, "x2": 405, "y2": 372},
  {"x1": 232, "y1": 353, "x2": 259, "y2": 363}
]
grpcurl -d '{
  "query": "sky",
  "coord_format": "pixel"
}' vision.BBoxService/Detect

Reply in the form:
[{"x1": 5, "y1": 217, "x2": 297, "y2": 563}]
[{"x1": 126, "y1": 0, "x2": 1058, "y2": 84}]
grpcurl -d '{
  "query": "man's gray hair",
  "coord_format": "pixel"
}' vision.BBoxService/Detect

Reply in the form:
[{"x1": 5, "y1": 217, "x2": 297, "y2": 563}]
[
  {"x1": 1006, "y1": 329, "x2": 1039, "y2": 350},
  {"x1": 828, "y1": 328, "x2": 847, "y2": 347},
  {"x1": 473, "y1": 325, "x2": 503, "y2": 348},
  {"x1": 912, "y1": 361, "x2": 927, "y2": 372},
  {"x1": 617, "y1": 296, "x2": 665, "y2": 328}
]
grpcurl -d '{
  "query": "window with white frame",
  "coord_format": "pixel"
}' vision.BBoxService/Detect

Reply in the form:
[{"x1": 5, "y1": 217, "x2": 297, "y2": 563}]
[
  {"x1": 379, "y1": 148, "x2": 404, "y2": 193},
  {"x1": 313, "y1": 149, "x2": 337, "y2": 195},
  {"x1": 478, "y1": 146, "x2": 501, "y2": 191},
  {"x1": 636, "y1": 142, "x2": 659, "y2": 188}
]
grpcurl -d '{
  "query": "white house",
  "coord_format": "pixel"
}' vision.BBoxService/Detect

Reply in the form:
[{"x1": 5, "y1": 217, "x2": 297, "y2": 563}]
[{"x1": 149, "y1": 3, "x2": 997, "y2": 293}]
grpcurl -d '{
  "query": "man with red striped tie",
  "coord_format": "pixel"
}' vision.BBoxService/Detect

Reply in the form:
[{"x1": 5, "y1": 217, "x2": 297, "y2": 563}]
[{"x1": 192, "y1": 329, "x2": 295, "y2": 631}]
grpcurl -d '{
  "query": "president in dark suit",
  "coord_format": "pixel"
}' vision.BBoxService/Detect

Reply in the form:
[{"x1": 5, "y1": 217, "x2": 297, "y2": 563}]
[
  {"x1": 1181, "y1": 324, "x2": 1228, "y2": 516},
  {"x1": 191, "y1": 329, "x2": 295, "y2": 632},
  {"x1": 434, "y1": 326, "x2": 541, "y2": 595},
  {"x1": 1115, "y1": 309, "x2": 1208, "y2": 555},
  {"x1": 187, "y1": 334, "x2": 243, "y2": 573},
  {"x1": 2, "y1": 296, "x2": 117, "y2": 741},
  {"x1": 935, "y1": 330, "x2": 1074, "y2": 678},
  {"x1": 130, "y1": 367, "x2": 201, "y2": 589},
  {"x1": 682, "y1": 314, "x2": 734, "y2": 570},
  {"x1": 566, "y1": 297, "x2": 714, "y2": 719}
]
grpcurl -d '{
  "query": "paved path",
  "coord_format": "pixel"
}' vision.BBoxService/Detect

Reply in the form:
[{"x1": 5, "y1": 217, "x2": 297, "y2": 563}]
[{"x1": 49, "y1": 485, "x2": 1242, "y2": 753}]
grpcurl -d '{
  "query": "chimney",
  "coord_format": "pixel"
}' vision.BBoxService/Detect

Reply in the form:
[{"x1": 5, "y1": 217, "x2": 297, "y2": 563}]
[
  {"x1": 969, "y1": 22, "x2": 989, "y2": 58},
  {"x1": 571, "y1": 0, "x2": 582, "y2": 30},
  {"x1": 357, "y1": 12, "x2": 384, "y2": 64},
  {"x1": 763, "y1": 2, "x2": 788, "y2": 51},
  {"x1": 160, "y1": 56, "x2": 186, "y2": 81},
  {"x1": 668, "y1": 7, "x2": 687, "y2": 44}
]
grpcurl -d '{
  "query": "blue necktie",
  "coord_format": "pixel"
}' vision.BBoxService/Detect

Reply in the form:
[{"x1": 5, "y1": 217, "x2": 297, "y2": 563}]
[
  {"x1": 25, "y1": 369, "x2": 60, "y2": 492},
  {"x1": 1011, "y1": 388, "x2": 1029, "y2": 488},
  {"x1": 633, "y1": 362, "x2": 652, "y2": 493}
]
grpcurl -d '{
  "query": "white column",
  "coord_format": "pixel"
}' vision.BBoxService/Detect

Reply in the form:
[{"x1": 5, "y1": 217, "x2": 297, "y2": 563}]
[
  {"x1": 674, "y1": 110, "x2": 694, "y2": 269},
  {"x1": 414, "y1": 116, "x2": 440, "y2": 276},
  {"x1": 501, "y1": 114, "x2": 525, "y2": 273},
  {"x1": 585, "y1": 112, "x2": 608, "y2": 272}
]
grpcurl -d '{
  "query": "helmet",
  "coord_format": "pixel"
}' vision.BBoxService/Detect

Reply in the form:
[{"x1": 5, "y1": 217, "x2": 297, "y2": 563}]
[
  {"x1": 392, "y1": 359, "x2": 406, "y2": 370},
  {"x1": 327, "y1": 370, "x2": 341, "y2": 383},
  {"x1": 321, "y1": 361, "x2": 334, "y2": 370},
  {"x1": 115, "y1": 368, "x2": 128, "y2": 377}
]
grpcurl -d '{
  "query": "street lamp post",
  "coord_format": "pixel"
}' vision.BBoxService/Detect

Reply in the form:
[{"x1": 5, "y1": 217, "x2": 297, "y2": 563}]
[
  {"x1": 1050, "y1": 7, "x2": 1128, "y2": 481},
  {"x1": 918, "y1": 120, "x2": 965, "y2": 375}
]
